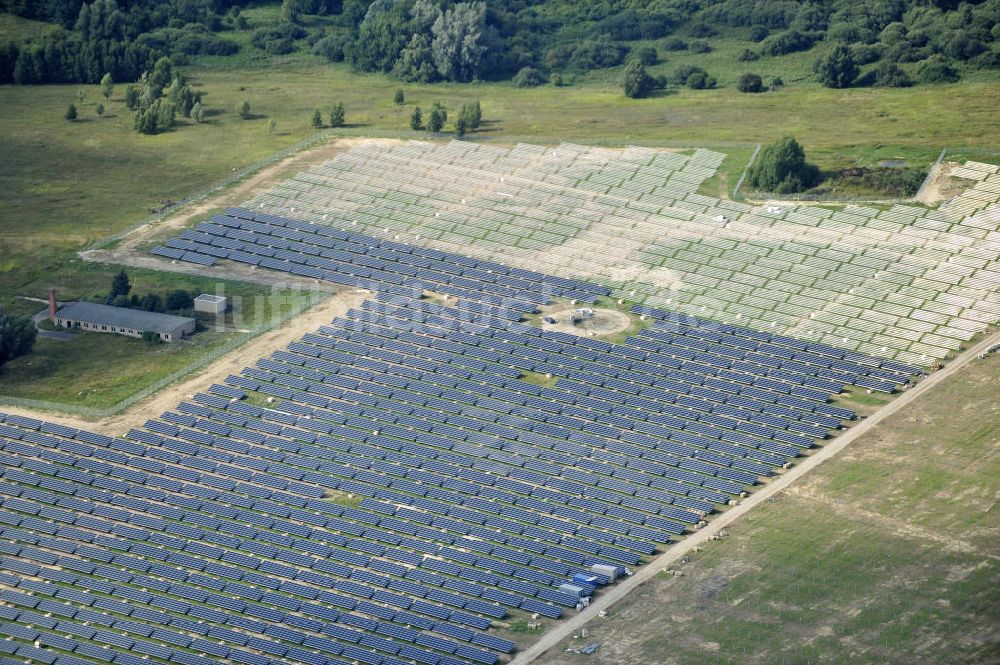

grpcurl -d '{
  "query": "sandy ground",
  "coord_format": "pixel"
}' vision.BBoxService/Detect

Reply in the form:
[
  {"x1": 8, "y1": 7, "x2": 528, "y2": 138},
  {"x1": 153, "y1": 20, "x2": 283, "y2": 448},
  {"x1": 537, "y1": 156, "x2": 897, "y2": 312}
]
[
  {"x1": 0, "y1": 289, "x2": 365, "y2": 437},
  {"x1": 538, "y1": 305, "x2": 632, "y2": 338},
  {"x1": 915, "y1": 161, "x2": 967, "y2": 205}
]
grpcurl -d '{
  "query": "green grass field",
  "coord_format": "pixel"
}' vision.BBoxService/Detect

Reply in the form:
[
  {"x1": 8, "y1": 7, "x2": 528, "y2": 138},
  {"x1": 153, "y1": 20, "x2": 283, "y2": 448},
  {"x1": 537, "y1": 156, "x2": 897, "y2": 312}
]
[{"x1": 541, "y1": 353, "x2": 1000, "y2": 665}]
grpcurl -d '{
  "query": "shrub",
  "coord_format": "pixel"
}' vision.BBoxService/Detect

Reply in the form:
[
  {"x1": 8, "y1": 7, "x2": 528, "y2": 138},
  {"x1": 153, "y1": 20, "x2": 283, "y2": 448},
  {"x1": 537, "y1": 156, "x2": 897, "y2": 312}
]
[
  {"x1": 0, "y1": 307, "x2": 37, "y2": 366},
  {"x1": 749, "y1": 25, "x2": 769, "y2": 42},
  {"x1": 65, "y1": 103, "x2": 77, "y2": 121},
  {"x1": 512, "y1": 66, "x2": 546, "y2": 87},
  {"x1": 761, "y1": 30, "x2": 818, "y2": 57},
  {"x1": 166, "y1": 290, "x2": 193, "y2": 311},
  {"x1": 738, "y1": 48, "x2": 760, "y2": 62},
  {"x1": 141, "y1": 330, "x2": 161, "y2": 344},
  {"x1": 622, "y1": 60, "x2": 659, "y2": 98},
  {"x1": 814, "y1": 44, "x2": 858, "y2": 88},
  {"x1": 737, "y1": 72, "x2": 765, "y2": 93},
  {"x1": 662, "y1": 37, "x2": 687, "y2": 51},
  {"x1": 672, "y1": 64, "x2": 707, "y2": 86},
  {"x1": 636, "y1": 46, "x2": 658, "y2": 66},
  {"x1": 312, "y1": 33, "x2": 350, "y2": 61},
  {"x1": 569, "y1": 38, "x2": 628, "y2": 71},
  {"x1": 916, "y1": 55, "x2": 959, "y2": 84},
  {"x1": 689, "y1": 23, "x2": 717, "y2": 38},
  {"x1": 251, "y1": 22, "x2": 306, "y2": 53},
  {"x1": 874, "y1": 61, "x2": 912, "y2": 87},
  {"x1": 688, "y1": 40, "x2": 711, "y2": 54},
  {"x1": 687, "y1": 70, "x2": 716, "y2": 89},
  {"x1": 746, "y1": 135, "x2": 820, "y2": 193}
]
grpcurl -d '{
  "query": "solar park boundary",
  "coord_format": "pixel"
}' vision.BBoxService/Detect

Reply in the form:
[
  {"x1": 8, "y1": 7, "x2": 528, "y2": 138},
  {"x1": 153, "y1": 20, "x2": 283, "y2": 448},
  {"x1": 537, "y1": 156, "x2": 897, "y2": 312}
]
[
  {"x1": 82, "y1": 128, "x2": 339, "y2": 253},
  {"x1": 0, "y1": 292, "x2": 329, "y2": 418}
]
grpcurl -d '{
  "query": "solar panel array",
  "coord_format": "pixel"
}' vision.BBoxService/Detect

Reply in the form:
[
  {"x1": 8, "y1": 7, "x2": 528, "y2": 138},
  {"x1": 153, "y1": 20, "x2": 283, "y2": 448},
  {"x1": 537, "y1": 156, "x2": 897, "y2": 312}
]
[
  {"x1": 232, "y1": 140, "x2": 1000, "y2": 367},
  {"x1": 1, "y1": 228, "x2": 918, "y2": 665}
]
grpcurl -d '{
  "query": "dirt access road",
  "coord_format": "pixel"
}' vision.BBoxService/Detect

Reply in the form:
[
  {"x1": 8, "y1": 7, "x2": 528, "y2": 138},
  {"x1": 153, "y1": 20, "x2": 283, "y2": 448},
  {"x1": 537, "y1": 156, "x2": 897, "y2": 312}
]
[{"x1": 512, "y1": 326, "x2": 1000, "y2": 665}]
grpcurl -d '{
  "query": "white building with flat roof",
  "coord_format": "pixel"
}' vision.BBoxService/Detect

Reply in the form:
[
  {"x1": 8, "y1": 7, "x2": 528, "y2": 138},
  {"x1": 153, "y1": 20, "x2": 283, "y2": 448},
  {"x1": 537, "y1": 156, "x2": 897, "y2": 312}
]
[{"x1": 194, "y1": 294, "x2": 228, "y2": 315}]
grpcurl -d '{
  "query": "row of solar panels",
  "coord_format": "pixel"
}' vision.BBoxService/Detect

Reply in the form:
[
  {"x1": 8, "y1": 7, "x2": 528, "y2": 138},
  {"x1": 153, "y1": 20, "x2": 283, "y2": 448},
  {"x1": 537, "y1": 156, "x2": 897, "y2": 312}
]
[
  {"x1": 2, "y1": 409, "x2": 647, "y2": 601},
  {"x1": 358, "y1": 295, "x2": 857, "y2": 417},
  {"x1": 176, "y1": 392, "x2": 700, "y2": 545},
  {"x1": 4, "y1": 428, "x2": 548, "y2": 662},
  {"x1": 0, "y1": 431, "x2": 592, "y2": 617},
  {"x1": 350, "y1": 298, "x2": 850, "y2": 430},
  {"x1": 147, "y1": 395, "x2": 689, "y2": 547},
  {"x1": 152, "y1": 391, "x2": 712, "y2": 530},
  {"x1": 235, "y1": 350, "x2": 765, "y2": 501},
  {"x1": 0, "y1": 442, "x2": 534, "y2": 625},
  {"x1": 248, "y1": 335, "x2": 786, "y2": 485},
  {"x1": 152, "y1": 210, "x2": 607, "y2": 308},
  {"x1": 634, "y1": 305, "x2": 919, "y2": 387},
  {"x1": 238, "y1": 329, "x2": 796, "y2": 483},
  {"x1": 363, "y1": 294, "x2": 907, "y2": 407},
  {"x1": 302, "y1": 309, "x2": 831, "y2": 450}
]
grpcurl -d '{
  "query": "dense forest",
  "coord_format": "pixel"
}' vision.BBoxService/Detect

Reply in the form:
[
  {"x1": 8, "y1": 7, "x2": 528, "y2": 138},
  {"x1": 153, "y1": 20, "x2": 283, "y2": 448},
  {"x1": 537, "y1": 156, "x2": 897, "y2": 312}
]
[{"x1": 1, "y1": 0, "x2": 998, "y2": 87}]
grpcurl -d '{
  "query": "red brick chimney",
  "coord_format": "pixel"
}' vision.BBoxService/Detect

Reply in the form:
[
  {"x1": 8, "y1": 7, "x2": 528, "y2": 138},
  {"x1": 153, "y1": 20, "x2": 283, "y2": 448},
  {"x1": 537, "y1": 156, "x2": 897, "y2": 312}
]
[{"x1": 48, "y1": 288, "x2": 57, "y2": 322}]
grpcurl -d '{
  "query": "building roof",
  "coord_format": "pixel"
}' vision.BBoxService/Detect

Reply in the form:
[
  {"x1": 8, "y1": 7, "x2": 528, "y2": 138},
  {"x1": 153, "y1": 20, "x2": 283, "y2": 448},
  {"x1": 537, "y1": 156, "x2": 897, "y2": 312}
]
[
  {"x1": 195, "y1": 294, "x2": 226, "y2": 303},
  {"x1": 56, "y1": 302, "x2": 195, "y2": 334}
]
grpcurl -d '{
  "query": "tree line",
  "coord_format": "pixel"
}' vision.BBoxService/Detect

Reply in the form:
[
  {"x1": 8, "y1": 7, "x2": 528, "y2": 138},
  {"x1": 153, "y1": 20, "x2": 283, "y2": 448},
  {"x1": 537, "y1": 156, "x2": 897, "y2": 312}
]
[{"x1": 2, "y1": 0, "x2": 999, "y2": 88}]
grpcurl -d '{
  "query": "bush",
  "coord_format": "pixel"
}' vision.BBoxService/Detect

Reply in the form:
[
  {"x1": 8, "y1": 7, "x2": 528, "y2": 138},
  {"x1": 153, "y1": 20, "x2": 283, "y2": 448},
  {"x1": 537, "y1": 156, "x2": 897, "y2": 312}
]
[
  {"x1": 672, "y1": 65, "x2": 707, "y2": 87},
  {"x1": 141, "y1": 330, "x2": 161, "y2": 344},
  {"x1": 874, "y1": 61, "x2": 912, "y2": 87},
  {"x1": 761, "y1": 30, "x2": 818, "y2": 57},
  {"x1": 166, "y1": 290, "x2": 193, "y2": 311},
  {"x1": 312, "y1": 33, "x2": 350, "y2": 61},
  {"x1": 738, "y1": 48, "x2": 760, "y2": 62},
  {"x1": 65, "y1": 103, "x2": 77, "y2": 121},
  {"x1": 569, "y1": 38, "x2": 628, "y2": 71},
  {"x1": 746, "y1": 135, "x2": 820, "y2": 193},
  {"x1": 749, "y1": 25, "x2": 769, "y2": 42},
  {"x1": 636, "y1": 46, "x2": 658, "y2": 66},
  {"x1": 737, "y1": 72, "x2": 765, "y2": 93},
  {"x1": 597, "y1": 11, "x2": 675, "y2": 40},
  {"x1": 689, "y1": 23, "x2": 717, "y2": 38},
  {"x1": 814, "y1": 44, "x2": 858, "y2": 88},
  {"x1": 622, "y1": 60, "x2": 659, "y2": 98},
  {"x1": 917, "y1": 55, "x2": 960, "y2": 83},
  {"x1": 136, "y1": 26, "x2": 239, "y2": 57},
  {"x1": 687, "y1": 71, "x2": 716, "y2": 89},
  {"x1": 688, "y1": 40, "x2": 711, "y2": 54},
  {"x1": 512, "y1": 66, "x2": 546, "y2": 87},
  {"x1": 251, "y1": 22, "x2": 306, "y2": 53},
  {"x1": 140, "y1": 293, "x2": 163, "y2": 312},
  {"x1": 662, "y1": 37, "x2": 687, "y2": 51},
  {"x1": 0, "y1": 307, "x2": 37, "y2": 366}
]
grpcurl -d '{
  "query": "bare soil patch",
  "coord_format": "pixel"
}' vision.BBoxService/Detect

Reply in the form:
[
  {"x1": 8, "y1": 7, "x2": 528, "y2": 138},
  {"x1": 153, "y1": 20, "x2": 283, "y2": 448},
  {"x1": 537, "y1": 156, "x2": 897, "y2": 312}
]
[{"x1": 537, "y1": 304, "x2": 633, "y2": 339}]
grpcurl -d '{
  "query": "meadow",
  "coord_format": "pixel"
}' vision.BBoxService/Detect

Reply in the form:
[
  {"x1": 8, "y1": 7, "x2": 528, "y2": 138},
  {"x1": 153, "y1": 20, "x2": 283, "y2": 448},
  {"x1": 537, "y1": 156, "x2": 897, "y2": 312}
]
[{"x1": 541, "y1": 353, "x2": 1000, "y2": 665}]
